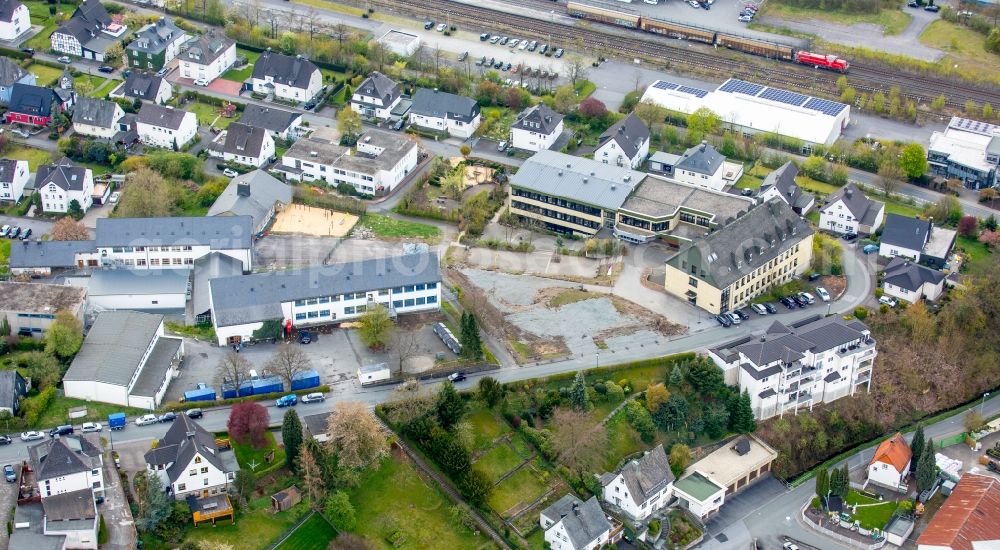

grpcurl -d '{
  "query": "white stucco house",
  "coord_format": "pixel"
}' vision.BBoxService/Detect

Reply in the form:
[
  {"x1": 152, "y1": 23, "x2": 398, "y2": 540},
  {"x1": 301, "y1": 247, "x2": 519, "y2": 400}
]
[
  {"x1": 510, "y1": 104, "x2": 564, "y2": 152},
  {"x1": 0, "y1": 158, "x2": 29, "y2": 203},
  {"x1": 866, "y1": 433, "x2": 911, "y2": 491},
  {"x1": 819, "y1": 183, "x2": 885, "y2": 235},
  {"x1": 594, "y1": 113, "x2": 650, "y2": 169},
  {"x1": 136, "y1": 103, "x2": 197, "y2": 149},
  {"x1": 599, "y1": 444, "x2": 674, "y2": 521},
  {"x1": 0, "y1": 0, "x2": 30, "y2": 41},
  {"x1": 882, "y1": 257, "x2": 946, "y2": 304},
  {"x1": 539, "y1": 494, "x2": 612, "y2": 550},
  {"x1": 37, "y1": 159, "x2": 94, "y2": 214},
  {"x1": 409, "y1": 88, "x2": 480, "y2": 138},
  {"x1": 71, "y1": 97, "x2": 124, "y2": 140},
  {"x1": 756, "y1": 162, "x2": 815, "y2": 215},
  {"x1": 28, "y1": 436, "x2": 105, "y2": 498},
  {"x1": 109, "y1": 72, "x2": 172, "y2": 105},
  {"x1": 177, "y1": 31, "x2": 236, "y2": 83},
  {"x1": 209, "y1": 122, "x2": 275, "y2": 168},
  {"x1": 350, "y1": 71, "x2": 401, "y2": 121},
  {"x1": 250, "y1": 51, "x2": 322, "y2": 103},
  {"x1": 94, "y1": 216, "x2": 254, "y2": 271},
  {"x1": 144, "y1": 415, "x2": 238, "y2": 499}
]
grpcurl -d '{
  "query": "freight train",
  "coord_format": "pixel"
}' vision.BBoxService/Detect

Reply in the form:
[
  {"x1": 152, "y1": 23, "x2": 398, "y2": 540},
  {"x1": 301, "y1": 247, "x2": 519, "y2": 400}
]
[{"x1": 565, "y1": 0, "x2": 849, "y2": 73}]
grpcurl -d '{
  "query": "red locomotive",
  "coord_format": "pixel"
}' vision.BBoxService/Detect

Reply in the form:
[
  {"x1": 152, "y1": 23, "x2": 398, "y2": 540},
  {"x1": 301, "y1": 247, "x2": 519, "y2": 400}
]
[{"x1": 794, "y1": 51, "x2": 850, "y2": 73}]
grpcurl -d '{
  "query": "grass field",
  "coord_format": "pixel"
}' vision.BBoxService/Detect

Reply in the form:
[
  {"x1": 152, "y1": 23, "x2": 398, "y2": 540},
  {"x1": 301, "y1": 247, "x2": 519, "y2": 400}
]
[
  {"x1": 548, "y1": 289, "x2": 602, "y2": 308},
  {"x1": 90, "y1": 78, "x2": 118, "y2": 98},
  {"x1": 28, "y1": 64, "x2": 64, "y2": 86},
  {"x1": 955, "y1": 234, "x2": 995, "y2": 276},
  {"x1": 467, "y1": 407, "x2": 509, "y2": 452},
  {"x1": 275, "y1": 513, "x2": 337, "y2": 550},
  {"x1": 221, "y1": 48, "x2": 261, "y2": 82},
  {"x1": 5, "y1": 146, "x2": 51, "y2": 171},
  {"x1": 290, "y1": 0, "x2": 366, "y2": 17},
  {"x1": 359, "y1": 213, "x2": 441, "y2": 240},
  {"x1": 474, "y1": 444, "x2": 525, "y2": 481},
  {"x1": 347, "y1": 456, "x2": 490, "y2": 549},
  {"x1": 602, "y1": 408, "x2": 649, "y2": 471},
  {"x1": 575, "y1": 80, "x2": 597, "y2": 99},
  {"x1": 186, "y1": 506, "x2": 303, "y2": 550},
  {"x1": 920, "y1": 19, "x2": 1000, "y2": 84},
  {"x1": 23, "y1": 1, "x2": 77, "y2": 51},
  {"x1": 232, "y1": 431, "x2": 286, "y2": 473},
  {"x1": 188, "y1": 101, "x2": 233, "y2": 129},
  {"x1": 34, "y1": 396, "x2": 147, "y2": 428},
  {"x1": 845, "y1": 490, "x2": 898, "y2": 530},
  {"x1": 761, "y1": 2, "x2": 912, "y2": 35},
  {"x1": 0, "y1": 240, "x2": 10, "y2": 274},
  {"x1": 487, "y1": 465, "x2": 549, "y2": 517}
]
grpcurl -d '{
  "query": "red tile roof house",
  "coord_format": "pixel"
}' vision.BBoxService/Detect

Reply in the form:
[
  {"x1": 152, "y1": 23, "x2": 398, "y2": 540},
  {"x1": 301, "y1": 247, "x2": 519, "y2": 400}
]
[
  {"x1": 917, "y1": 473, "x2": 1000, "y2": 550},
  {"x1": 5, "y1": 84, "x2": 68, "y2": 126},
  {"x1": 866, "y1": 433, "x2": 912, "y2": 491}
]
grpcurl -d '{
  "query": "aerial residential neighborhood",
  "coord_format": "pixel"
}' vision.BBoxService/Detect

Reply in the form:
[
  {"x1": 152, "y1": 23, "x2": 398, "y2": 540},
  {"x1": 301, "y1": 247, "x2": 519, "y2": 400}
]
[{"x1": 0, "y1": 0, "x2": 997, "y2": 548}]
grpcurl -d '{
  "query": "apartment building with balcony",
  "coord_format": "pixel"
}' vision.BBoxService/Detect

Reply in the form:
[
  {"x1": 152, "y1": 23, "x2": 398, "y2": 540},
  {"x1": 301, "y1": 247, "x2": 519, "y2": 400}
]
[{"x1": 708, "y1": 315, "x2": 876, "y2": 420}]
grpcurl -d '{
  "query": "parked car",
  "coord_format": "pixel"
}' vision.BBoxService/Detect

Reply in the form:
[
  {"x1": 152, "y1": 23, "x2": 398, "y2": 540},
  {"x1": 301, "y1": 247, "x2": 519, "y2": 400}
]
[
  {"x1": 57, "y1": 56, "x2": 71, "y2": 63},
  {"x1": 158, "y1": 412, "x2": 177, "y2": 423},
  {"x1": 98, "y1": 65, "x2": 114, "y2": 73},
  {"x1": 783, "y1": 543, "x2": 800, "y2": 550},
  {"x1": 499, "y1": 36, "x2": 509, "y2": 45},
  {"x1": 715, "y1": 314, "x2": 732, "y2": 327},
  {"x1": 497, "y1": 140, "x2": 508, "y2": 151},
  {"x1": 863, "y1": 244, "x2": 879, "y2": 254},
  {"x1": 49, "y1": 425, "x2": 73, "y2": 437},
  {"x1": 8, "y1": 227, "x2": 19, "y2": 239},
  {"x1": 436, "y1": 23, "x2": 447, "y2": 32},
  {"x1": 493, "y1": 60, "x2": 503, "y2": 69},
  {"x1": 448, "y1": 372, "x2": 467, "y2": 382},
  {"x1": 298, "y1": 331, "x2": 312, "y2": 344},
  {"x1": 924, "y1": 4, "x2": 939, "y2": 11},
  {"x1": 751, "y1": 303, "x2": 768, "y2": 315},
  {"x1": 554, "y1": 48, "x2": 564, "y2": 58},
  {"x1": 519, "y1": 40, "x2": 529, "y2": 50},
  {"x1": 798, "y1": 292, "x2": 815, "y2": 305},
  {"x1": 842, "y1": 232, "x2": 858, "y2": 242},
  {"x1": 734, "y1": 309, "x2": 750, "y2": 320},
  {"x1": 186, "y1": 408, "x2": 203, "y2": 419},
  {"x1": 779, "y1": 296, "x2": 797, "y2": 309},
  {"x1": 303, "y1": 101, "x2": 316, "y2": 110},
  {"x1": 0, "y1": 225, "x2": 9, "y2": 237},
  {"x1": 19, "y1": 228, "x2": 31, "y2": 240},
  {"x1": 791, "y1": 295, "x2": 808, "y2": 307},
  {"x1": 424, "y1": 21, "x2": 435, "y2": 29},
  {"x1": 301, "y1": 392, "x2": 325, "y2": 404},
  {"x1": 489, "y1": 36, "x2": 501, "y2": 44},
  {"x1": 392, "y1": 118, "x2": 406, "y2": 131},
  {"x1": 109, "y1": 191, "x2": 121, "y2": 203},
  {"x1": 726, "y1": 312, "x2": 742, "y2": 325},
  {"x1": 503, "y1": 62, "x2": 512, "y2": 71},
  {"x1": 475, "y1": 56, "x2": 485, "y2": 66},
  {"x1": 222, "y1": 168, "x2": 238, "y2": 177},
  {"x1": 815, "y1": 287, "x2": 831, "y2": 302},
  {"x1": 156, "y1": 67, "x2": 168, "y2": 77},
  {"x1": 539, "y1": 44, "x2": 549, "y2": 55},
  {"x1": 480, "y1": 33, "x2": 490, "y2": 41},
  {"x1": 763, "y1": 302, "x2": 778, "y2": 314},
  {"x1": 136, "y1": 414, "x2": 158, "y2": 426},
  {"x1": 0, "y1": 435, "x2": 11, "y2": 445},
  {"x1": 509, "y1": 39, "x2": 519, "y2": 48},
  {"x1": 4, "y1": 465, "x2": 14, "y2": 483},
  {"x1": 194, "y1": 77, "x2": 209, "y2": 86},
  {"x1": 738, "y1": 14, "x2": 753, "y2": 22},
  {"x1": 458, "y1": 51, "x2": 468, "y2": 62},
  {"x1": 878, "y1": 296, "x2": 898, "y2": 307},
  {"x1": 81, "y1": 422, "x2": 102, "y2": 433},
  {"x1": 527, "y1": 40, "x2": 538, "y2": 51},
  {"x1": 276, "y1": 394, "x2": 298, "y2": 408},
  {"x1": 20, "y1": 48, "x2": 33, "y2": 55},
  {"x1": 20, "y1": 431, "x2": 44, "y2": 442}
]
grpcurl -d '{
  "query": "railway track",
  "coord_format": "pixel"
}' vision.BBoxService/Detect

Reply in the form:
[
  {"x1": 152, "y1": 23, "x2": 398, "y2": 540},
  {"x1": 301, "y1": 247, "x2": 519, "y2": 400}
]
[{"x1": 356, "y1": 0, "x2": 1000, "y2": 109}]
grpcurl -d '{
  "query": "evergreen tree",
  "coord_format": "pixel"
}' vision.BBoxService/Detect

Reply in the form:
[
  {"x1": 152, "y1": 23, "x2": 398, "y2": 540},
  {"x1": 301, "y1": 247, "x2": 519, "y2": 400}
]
[
  {"x1": 281, "y1": 409, "x2": 303, "y2": 473},
  {"x1": 460, "y1": 313, "x2": 483, "y2": 360},
  {"x1": 815, "y1": 468, "x2": 829, "y2": 499},
  {"x1": 840, "y1": 465, "x2": 850, "y2": 497},
  {"x1": 436, "y1": 381, "x2": 466, "y2": 431},
  {"x1": 668, "y1": 364, "x2": 684, "y2": 387},
  {"x1": 916, "y1": 437, "x2": 936, "y2": 492},
  {"x1": 910, "y1": 425, "x2": 925, "y2": 475},
  {"x1": 0, "y1": 315, "x2": 9, "y2": 337},
  {"x1": 569, "y1": 371, "x2": 591, "y2": 411},
  {"x1": 829, "y1": 467, "x2": 841, "y2": 499},
  {"x1": 730, "y1": 390, "x2": 756, "y2": 433}
]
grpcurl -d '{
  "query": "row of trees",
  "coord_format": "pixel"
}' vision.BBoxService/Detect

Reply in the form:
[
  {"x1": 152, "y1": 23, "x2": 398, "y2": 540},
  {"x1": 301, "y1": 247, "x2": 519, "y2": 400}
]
[{"x1": 214, "y1": 344, "x2": 314, "y2": 392}]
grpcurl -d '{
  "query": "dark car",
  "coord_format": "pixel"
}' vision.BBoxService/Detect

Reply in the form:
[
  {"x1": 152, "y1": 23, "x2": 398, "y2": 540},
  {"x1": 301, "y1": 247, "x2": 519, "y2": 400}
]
[
  {"x1": 479, "y1": 33, "x2": 490, "y2": 41},
  {"x1": 924, "y1": 4, "x2": 939, "y2": 11},
  {"x1": 186, "y1": 408, "x2": 203, "y2": 419},
  {"x1": 298, "y1": 331, "x2": 312, "y2": 344},
  {"x1": 842, "y1": 232, "x2": 858, "y2": 242},
  {"x1": 779, "y1": 296, "x2": 796, "y2": 309},
  {"x1": 20, "y1": 48, "x2": 33, "y2": 55},
  {"x1": 735, "y1": 309, "x2": 750, "y2": 320},
  {"x1": 98, "y1": 66, "x2": 114, "y2": 73},
  {"x1": 907, "y1": 0, "x2": 918, "y2": 6},
  {"x1": 8, "y1": 227, "x2": 19, "y2": 239},
  {"x1": 424, "y1": 21, "x2": 435, "y2": 29},
  {"x1": 493, "y1": 60, "x2": 503, "y2": 69},
  {"x1": 3, "y1": 465, "x2": 14, "y2": 483},
  {"x1": 791, "y1": 295, "x2": 808, "y2": 308},
  {"x1": 458, "y1": 51, "x2": 468, "y2": 62},
  {"x1": 715, "y1": 314, "x2": 732, "y2": 327},
  {"x1": 49, "y1": 425, "x2": 73, "y2": 437},
  {"x1": 158, "y1": 412, "x2": 177, "y2": 423},
  {"x1": 392, "y1": 118, "x2": 406, "y2": 131},
  {"x1": 0, "y1": 435, "x2": 11, "y2": 445},
  {"x1": 740, "y1": 188, "x2": 754, "y2": 196},
  {"x1": 20, "y1": 228, "x2": 31, "y2": 240},
  {"x1": 303, "y1": 101, "x2": 316, "y2": 111},
  {"x1": 763, "y1": 302, "x2": 778, "y2": 314},
  {"x1": 448, "y1": 372, "x2": 467, "y2": 382}
]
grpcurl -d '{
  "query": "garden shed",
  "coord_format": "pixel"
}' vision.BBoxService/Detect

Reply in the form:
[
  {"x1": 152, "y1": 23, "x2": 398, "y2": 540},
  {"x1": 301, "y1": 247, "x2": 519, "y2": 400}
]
[{"x1": 271, "y1": 486, "x2": 302, "y2": 512}]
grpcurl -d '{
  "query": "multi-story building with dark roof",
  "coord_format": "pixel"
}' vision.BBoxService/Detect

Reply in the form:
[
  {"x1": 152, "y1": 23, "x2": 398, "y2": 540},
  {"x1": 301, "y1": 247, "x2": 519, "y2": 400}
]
[
  {"x1": 819, "y1": 182, "x2": 885, "y2": 236},
  {"x1": 109, "y1": 71, "x2": 172, "y2": 104},
  {"x1": 757, "y1": 161, "x2": 815, "y2": 215},
  {"x1": 0, "y1": 56, "x2": 34, "y2": 104},
  {"x1": 208, "y1": 122, "x2": 275, "y2": 168},
  {"x1": 177, "y1": 31, "x2": 235, "y2": 83},
  {"x1": 37, "y1": 159, "x2": 94, "y2": 214},
  {"x1": 71, "y1": 96, "x2": 124, "y2": 139},
  {"x1": 510, "y1": 104, "x2": 564, "y2": 152},
  {"x1": 126, "y1": 17, "x2": 187, "y2": 71},
  {"x1": 49, "y1": 0, "x2": 127, "y2": 61},
  {"x1": 144, "y1": 415, "x2": 239, "y2": 499},
  {"x1": 410, "y1": 88, "x2": 481, "y2": 138},
  {"x1": 350, "y1": 71, "x2": 401, "y2": 121},
  {"x1": 136, "y1": 103, "x2": 197, "y2": 149},
  {"x1": 250, "y1": 51, "x2": 321, "y2": 103},
  {"x1": 0, "y1": 157, "x2": 29, "y2": 202},
  {"x1": 238, "y1": 104, "x2": 302, "y2": 141},
  {"x1": 594, "y1": 112, "x2": 650, "y2": 169},
  {"x1": 0, "y1": 0, "x2": 29, "y2": 41},
  {"x1": 599, "y1": 444, "x2": 674, "y2": 521}
]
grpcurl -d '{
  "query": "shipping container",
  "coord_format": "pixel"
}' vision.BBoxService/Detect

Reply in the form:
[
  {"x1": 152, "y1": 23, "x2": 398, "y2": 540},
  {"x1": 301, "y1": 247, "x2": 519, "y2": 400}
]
[
  {"x1": 107, "y1": 412, "x2": 127, "y2": 431},
  {"x1": 238, "y1": 380, "x2": 254, "y2": 397},
  {"x1": 291, "y1": 370, "x2": 321, "y2": 391},
  {"x1": 252, "y1": 376, "x2": 283, "y2": 396},
  {"x1": 184, "y1": 387, "x2": 217, "y2": 402},
  {"x1": 221, "y1": 383, "x2": 238, "y2": 400}
]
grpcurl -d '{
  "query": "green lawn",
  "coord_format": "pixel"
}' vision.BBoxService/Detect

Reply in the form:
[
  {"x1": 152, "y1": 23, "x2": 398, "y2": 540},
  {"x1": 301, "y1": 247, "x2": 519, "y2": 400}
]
[
  {"x1": 221, "y1": 48, "x2": 261, "y2": 82},
  {"x1": 185, "y1": 506, "x2": 304, "y2": 550},
  {"x1": 34, "y1": 396, "x2": 147, "y2": 428},
  {"x1": 488, "y1": 465, "x2": 549, "y2": 517},
  {"x1": 474, "y1": 444, "x2": 524, "y2": 481},
  {"x1": 359, "y1": 213, "x2": 441, "y2": 240},
  {"x1": 27, "y1": 64, "x2": 64, "y2": 87},
  {"x1": 920, "y1": 19, "x2": 1000, "y2": 86},
  {"x1": 574, "y1": 80, "x2": 596, "y2": 99},
  {"x1": 794, "y1": 176, "x2": 840, "y2": 195},
  {"x1": 477, "y1": 106, "x2": 516, "y2": 142},
  {"x1": 955, "y1": 234, "x2": 995, "y2": 276},
  {"x1": 89, "y1": 78, "x2": 118, "y2": 98},
  {"x1": 188, "y1": 101, "x2": 234, "y2": 129},
  {"x1": 548, "y1": 289, "x2": 602, "y2": 308},
  {"x1": 231, "y1": 431, "x2": 286, "y2": 473},
  {"x1": 603, "y1": 409, "x2": 649, "y2": 471},
  {"x1": 23, "y1": 1, "x2": 77, "y2": 51},
  {"x1": 467, "y1": 407, "x2": 509, "y2": 451},
  {"x1": 761, "y1": 2, "x2": 912, "y2": 35},
  {"x1": 845, "y1": 490, "x2": 898, "y2": 530},
  {"x1": 5, "y1": 146, "x2": 52, "y2": 171},
  {"x1": 275, "y1": 513, "x2": 337, "y2": 550},
  {"x1": 882, "y1": 199, "x2": 923, "y2": 218},
  {"x1": 543, "y1": 362, "x2": 671, "y2": 393},
  {"x1": 0, "y1": 240, "x2": 10, "y2": 274},
  {"x1": 347, "y1": 456, "x2": 491, "y2": 549}
]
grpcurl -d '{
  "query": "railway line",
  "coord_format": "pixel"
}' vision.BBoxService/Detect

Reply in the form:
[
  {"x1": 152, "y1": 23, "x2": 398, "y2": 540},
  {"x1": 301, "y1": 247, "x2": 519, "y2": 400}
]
[{"x1": 354, "y1": 0, "x2": 1000, "y2": 109}]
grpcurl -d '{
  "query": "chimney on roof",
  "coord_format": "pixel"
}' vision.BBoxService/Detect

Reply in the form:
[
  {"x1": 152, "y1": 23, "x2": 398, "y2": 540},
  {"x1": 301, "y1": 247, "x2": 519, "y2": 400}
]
[
  {"x1": 845, "y1": 187, "x2": 853, "y2": 199},
  {"x1": 700, "y1": 140, "x2": 707, "y2": 151},
  {"x1": 237, "y1": 181, "x2": 251, "y2": 197},
  {"x1": 572, "y1": 502, "x2": 580, "y2": 516}
]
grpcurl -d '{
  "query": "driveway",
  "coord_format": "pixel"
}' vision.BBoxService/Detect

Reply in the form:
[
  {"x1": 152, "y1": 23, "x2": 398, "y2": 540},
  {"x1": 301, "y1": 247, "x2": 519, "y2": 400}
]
[
  {"x1": 0, "y1": 215, "x2": 55, "y2": 238},
  {"x1": 0, "y1": 459, "x2": 19, "y2": 550},
  {"x1": 100, "y1": 437, "x2": 137, "y2": 550}
]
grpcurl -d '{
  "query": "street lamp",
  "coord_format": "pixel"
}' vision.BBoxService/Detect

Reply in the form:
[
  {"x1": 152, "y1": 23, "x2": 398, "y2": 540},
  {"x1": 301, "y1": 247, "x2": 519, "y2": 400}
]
[
  {"x1": 981, "y1": 392, "x2": 991, "y2": 416},
  {"x1": 595, "y1": 353, "x2": 599, "y2": 370}
]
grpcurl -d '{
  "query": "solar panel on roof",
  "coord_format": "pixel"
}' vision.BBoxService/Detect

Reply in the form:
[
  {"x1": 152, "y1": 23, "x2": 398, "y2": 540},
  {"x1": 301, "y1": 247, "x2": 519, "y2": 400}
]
[
  {"x1": 759, "y1": 87, "x2": 809, "y2": 106},
  {"x1": 803, "y1": 97, "x2": 847, "y2": 117},
  {"x1": 652, "y1": 81, "x2": 679, "y2": 90},
  {"x1": 677, "y1": 85, "x2": 708, "y2": 98},
  {"x1": 718, "y1": 79, "x2": 764, "y2": 96}
]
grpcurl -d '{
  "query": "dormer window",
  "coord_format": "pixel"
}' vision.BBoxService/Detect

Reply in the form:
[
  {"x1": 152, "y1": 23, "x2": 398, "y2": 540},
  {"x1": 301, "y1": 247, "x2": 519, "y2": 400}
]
[{"x1": 194, "y1": 456, "x2": 201, "y2": 464}]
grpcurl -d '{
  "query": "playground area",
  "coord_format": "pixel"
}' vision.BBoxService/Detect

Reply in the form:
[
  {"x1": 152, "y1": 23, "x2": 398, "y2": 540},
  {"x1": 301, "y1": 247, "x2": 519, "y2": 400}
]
[
  {"x1": 270, "y1": 204, "x2": 359, "y2": 237},
  {"x1": 449, "y1": 157, "x2": 496, "y2": 188}
]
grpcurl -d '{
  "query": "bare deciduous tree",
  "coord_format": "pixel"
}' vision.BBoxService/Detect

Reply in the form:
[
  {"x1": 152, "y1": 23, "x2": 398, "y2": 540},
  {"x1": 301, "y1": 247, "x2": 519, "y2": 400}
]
[
  {"x1": 214, "y1": 351, "x2": 252, "y2": 388},
  {"x1": 391, "y1": 329, "x2": 421, "y2": 374},
  {"x1": 265, "y1": 345, "x2": 313, "y2": 391},
  {"x1": 565, "y1": 55, "x2": 588, "y2": 87},
  {"x1": 549, "y1": 408, "x2": 608, "y2": 474},
  {"x1": 325, "y1": 402, "x2": 389, "y2": 469}
]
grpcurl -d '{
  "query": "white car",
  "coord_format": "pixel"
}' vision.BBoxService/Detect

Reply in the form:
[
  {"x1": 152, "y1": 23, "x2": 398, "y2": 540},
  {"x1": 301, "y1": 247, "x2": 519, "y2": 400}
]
[
  {"x1": 81, "y1": 422, "x2": 102, "y2": 433},
  {"x1": 20, "y1": 431, "x2": 44, "y2": 442},
  {"x1": 798, "y1": 292, "x2": 815, "y2": 305},
  {"x1": 726, "y1": 312, "x2": 741, "y2": 325},
  {"x1": 878, "y1": 295, "x2": 897, "y2": 308},
  {"x1": 0, "y1": 225, "x2": 9, "y2": 237},
  {"x1": 783, "y1": 544, "x2": 800, "y2": 550},
  {"x1": 109, "y1": 191, "x2": 121, "y2": 204},
  {"x1": 815, "y1": 287, "x2": 831, "y2": 302},
  {"x1": 136, "y1": 414, "x2": 158, "y2": 426},
  {"x1": 518, "y1": 40, "x2": 529, "y2": 50},
  {"x1": 509, "y1": 39, "x2": 519, "y2": 48},
  {"x1": 750, "y1": 303, "x2": 768, "y2": 315},
  {"x1": 436, "y1": 23, "x2": 447, "y2": 32},
  {"x1": 301, "y1": 392, "x2": 325, "y2": 404},
  {"x1": 222, "y1": 168, "x2": 238, "y2": 177},
  {"x1": 57, "y1": 56, "x2": 71, "y2": 63},
  {"x1": 193, "y1": 78, "x2": 209, "y2": 86}
]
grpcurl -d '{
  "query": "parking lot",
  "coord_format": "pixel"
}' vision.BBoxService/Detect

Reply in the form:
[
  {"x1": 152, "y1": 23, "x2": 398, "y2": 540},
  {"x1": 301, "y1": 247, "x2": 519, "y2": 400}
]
[{"x1": 0, "y1": 216, "x2": 55, "y2": 240}]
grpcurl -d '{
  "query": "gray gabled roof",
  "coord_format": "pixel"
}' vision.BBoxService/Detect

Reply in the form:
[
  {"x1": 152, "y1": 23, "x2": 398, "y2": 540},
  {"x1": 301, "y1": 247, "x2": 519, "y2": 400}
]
[
  {"x1": 238, "y1": 104, "x2": 301, "y2": 133},
  {"x1": 676, "y1": 141, "x2": 724, "y2": 176},
  {"x1": 0, "y1": 0, "x2": 22, "y2": 23},
  {"x1": 42, "y1": 488, "x2": 97, "y2": 521},
  {"x1": 616, "y1": 444, "x2": 674, "y2": 507},
  {"x1": 176, "y1": 31, "x2": 233, "y2": 65},
  {"x1": 883, "y1": 257, "x2": 945, "y2": 292},
  {"x1": 0, "y1": 56, "x2": 27, "y2": 88},
  {"x1": 118, "y1": 71, "x2": 165, "y2": 101},
  {"x1": 0, "y1": 371, "x2": 25, "y2": 410},
  {"x1": 191, "y1": 252, "x2": 244, "y2": 317},
  {"x1": 731, "y1": 316, "x2": 871, "y2": 372},
  {"x1": 880, "y1": 214, "x2": 930, "y2": 251},
  {"x1": 0, "y1": 158, "x2": 24, "y2": 183},
  {"x1": 251, "y1": 51, "x2": 319, "y2": 89},
  {"x1": 144, "y1": 415, "x2": 228, "y2": 482},
  {"x1": 10, "y1": 240, "x2": 95, "y2": 269},
  {"x1": 821, "y1": 183, "x2": 883, "y2": 227},
  {"x1": 95, "y1": 215, "x2": 253, "y2": 248},
  {"x1": 759, "y1": 162, "x2": 812, "y2": 210},
  {"x1": 540, "y1": 494, "x2": 611, "y2": 550},
  {"x1": 37, "y1": 159, "x2": 89, "y2": 192},
  {"x1": 354, "y1": 71, "x2": 400, "y2": 107},
  {"x1": 137, "y1": 103, "x2": 191, "y2": 130},
  {"x1": 597, "y1": 112, "x2": 649, "y2": 161},
  {"x1": 511, "y1": 103, "x2": 563, "y2": 136},
  {"x1": 411, "y1": 88, "x2": 479, "y2": 122},
  {"x1": 130, "y1": 336, "x2": 182, "y2": 397},
  {"x1": 666, "y1": 199, "x2": 814, "y2": 289},
  {"x1": 216, "y1": 122, "x2": 269, "y2": 157},
  {"x1": 72, "y1": 96, "x2": 120, "y2": 129},
  {"x1": 209, "y1": 252, "x2": 440, "y2": 327},
  {"x1": 207, "y1": 170, "x2": 291, "y2": 229},
  {"x1": 63, "y1": 311, "x2": 164, "y2": 386},
  {"x1": 29, "y1": 436, "x2": 102, "y2": 481},
  {"x1": 510, "y1": 149, "x2": 643, "y2": 211},
  {"x1": 127, "y1": 18, "x2": 185, "y2": 54}
]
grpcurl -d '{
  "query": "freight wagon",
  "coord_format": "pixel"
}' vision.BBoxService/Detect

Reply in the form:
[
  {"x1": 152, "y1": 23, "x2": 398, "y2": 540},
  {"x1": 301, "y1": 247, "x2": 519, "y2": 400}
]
[
  {"x1": 641, "y1": 17, "x2": 714, "y2": 44},
  {"x1": 567, "y1": 0, "x2": 640, "y2": 28},
  {"x1": 717, "y1": 34, "x2": 794, "y2": 60}
]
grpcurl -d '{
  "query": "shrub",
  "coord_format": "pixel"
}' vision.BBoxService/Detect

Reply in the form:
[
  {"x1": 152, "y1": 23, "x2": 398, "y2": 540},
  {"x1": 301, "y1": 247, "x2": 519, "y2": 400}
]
[{"x1": 853, "y1": 307, "x2": 869, "y2": 320}]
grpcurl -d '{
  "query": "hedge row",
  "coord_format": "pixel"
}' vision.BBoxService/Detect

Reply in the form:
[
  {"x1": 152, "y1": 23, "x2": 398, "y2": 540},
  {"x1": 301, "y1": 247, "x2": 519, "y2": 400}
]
[{"x1": 162, "y1": 384, "x2": 331, "y2": 412}]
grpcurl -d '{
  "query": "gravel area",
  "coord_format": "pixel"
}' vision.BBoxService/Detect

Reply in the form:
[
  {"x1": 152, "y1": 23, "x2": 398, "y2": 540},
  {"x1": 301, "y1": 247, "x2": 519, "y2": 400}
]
[{"x1": 461, "y1": 268, "x2": 577, "y2": 311}]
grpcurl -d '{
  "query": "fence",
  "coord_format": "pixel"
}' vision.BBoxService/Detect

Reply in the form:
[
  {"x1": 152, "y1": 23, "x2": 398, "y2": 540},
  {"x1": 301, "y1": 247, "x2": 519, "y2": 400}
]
[
  {"x1": 264, "y1": 510, "x2": 324, "y2": 550},
  {"x1": 801, "y1": 505, "x2": 886, "y2": 550}
]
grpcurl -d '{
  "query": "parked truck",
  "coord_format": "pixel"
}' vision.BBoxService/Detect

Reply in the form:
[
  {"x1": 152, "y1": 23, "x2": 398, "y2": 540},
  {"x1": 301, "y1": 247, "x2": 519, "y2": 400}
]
[
  {"x1": 184, "y1": 383, "x2": 217, "y2": 402},
  {"x1": 107, "y1": 412, "x2": 126, "y2": 431},
  {"x1": 291, "y1": 370, "x2": 321, "y2": 391}
]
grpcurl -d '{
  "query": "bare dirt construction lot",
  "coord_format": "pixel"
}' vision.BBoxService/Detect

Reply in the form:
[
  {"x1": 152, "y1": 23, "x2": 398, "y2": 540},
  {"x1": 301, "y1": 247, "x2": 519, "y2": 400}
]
[
  {"x1": 271, "y1": 203, "x2": 359, "y2": 237},
  {"x1": 453, "y1": 268, "x2": 684, "y2": 362}
]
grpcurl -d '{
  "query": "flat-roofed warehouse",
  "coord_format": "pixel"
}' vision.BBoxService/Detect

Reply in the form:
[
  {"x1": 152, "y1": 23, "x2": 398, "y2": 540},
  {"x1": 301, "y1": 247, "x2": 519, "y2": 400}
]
[{"x1": 641, "y1": 78, "x2": 851, "y2": 147}]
